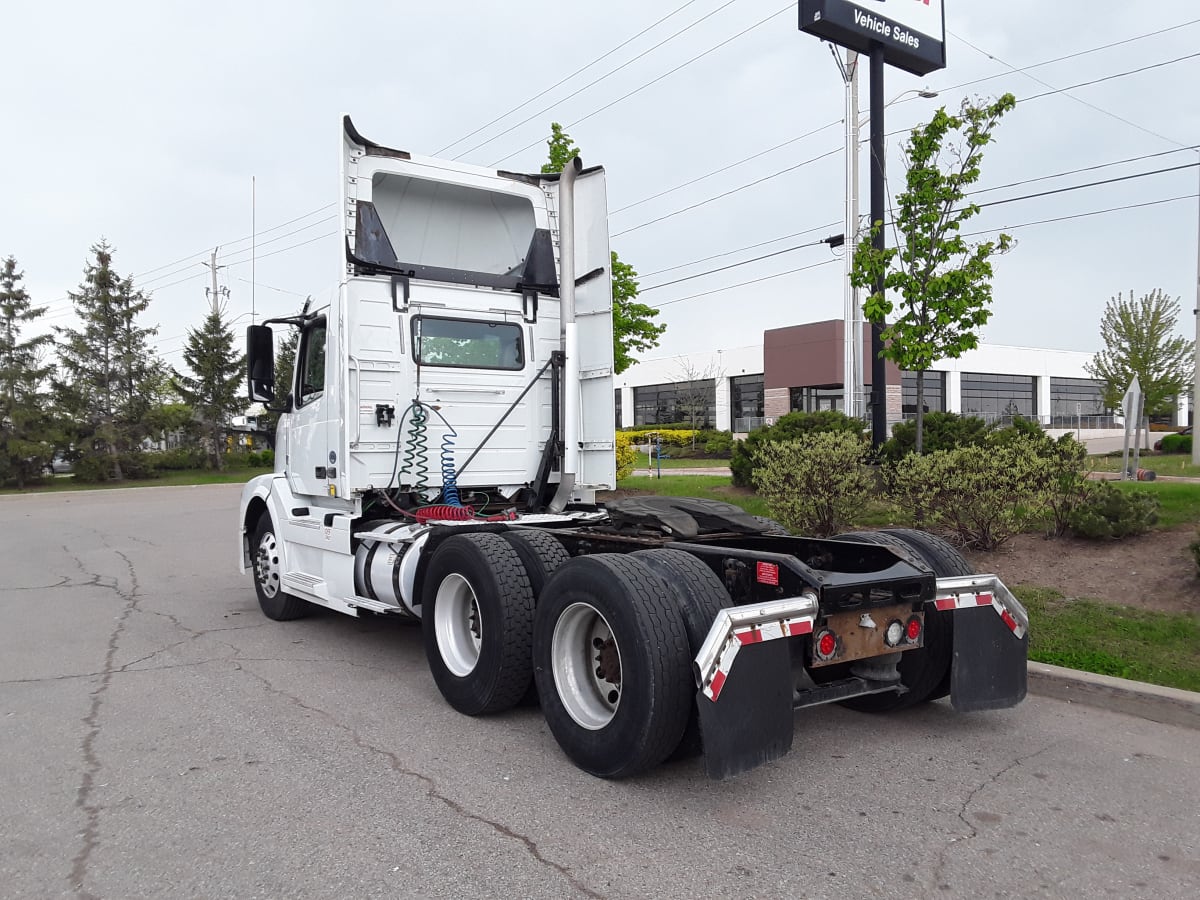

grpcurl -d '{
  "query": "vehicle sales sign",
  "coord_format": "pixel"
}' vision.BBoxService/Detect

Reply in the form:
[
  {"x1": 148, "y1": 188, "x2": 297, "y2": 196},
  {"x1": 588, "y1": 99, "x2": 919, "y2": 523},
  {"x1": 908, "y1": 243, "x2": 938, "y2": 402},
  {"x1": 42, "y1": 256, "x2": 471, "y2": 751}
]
[{"x1": 799, "y1": 0, "x2": 946, "y2": 76}]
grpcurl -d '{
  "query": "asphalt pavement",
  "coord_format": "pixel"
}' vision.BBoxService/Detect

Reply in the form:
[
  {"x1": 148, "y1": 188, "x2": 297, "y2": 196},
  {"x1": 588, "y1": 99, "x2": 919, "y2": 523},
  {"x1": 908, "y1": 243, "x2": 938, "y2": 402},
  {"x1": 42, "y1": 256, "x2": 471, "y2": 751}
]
[{"x1": 2, "y1": 484, "x2": 1198, "y2": 899}]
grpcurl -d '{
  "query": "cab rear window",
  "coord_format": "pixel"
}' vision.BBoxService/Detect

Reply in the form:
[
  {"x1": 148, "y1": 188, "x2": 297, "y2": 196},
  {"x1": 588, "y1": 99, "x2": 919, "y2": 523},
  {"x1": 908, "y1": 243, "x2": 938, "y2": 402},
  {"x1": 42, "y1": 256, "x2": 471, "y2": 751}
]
[{"x1": 412, "y1": 316, "x2": 524, "y2": 370}]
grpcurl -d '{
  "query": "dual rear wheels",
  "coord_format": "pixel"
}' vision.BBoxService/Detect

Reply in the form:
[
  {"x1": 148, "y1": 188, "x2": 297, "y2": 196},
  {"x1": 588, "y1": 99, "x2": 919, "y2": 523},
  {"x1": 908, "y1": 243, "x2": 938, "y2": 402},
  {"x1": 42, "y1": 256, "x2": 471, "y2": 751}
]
[{"x1": 421, "y1": 536, "x2": 720, "y2": 778}]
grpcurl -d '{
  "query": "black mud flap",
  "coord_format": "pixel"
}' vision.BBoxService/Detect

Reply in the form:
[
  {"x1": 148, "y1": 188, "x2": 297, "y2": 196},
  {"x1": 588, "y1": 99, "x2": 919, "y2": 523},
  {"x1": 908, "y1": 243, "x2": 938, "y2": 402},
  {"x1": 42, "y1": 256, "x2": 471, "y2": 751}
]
[
  {"x1": 697, "y1": 640, "x2": 794, "y2": 779},
  {"x1": 951, "y1": 606, "x2": 1028, "y2": 712}
]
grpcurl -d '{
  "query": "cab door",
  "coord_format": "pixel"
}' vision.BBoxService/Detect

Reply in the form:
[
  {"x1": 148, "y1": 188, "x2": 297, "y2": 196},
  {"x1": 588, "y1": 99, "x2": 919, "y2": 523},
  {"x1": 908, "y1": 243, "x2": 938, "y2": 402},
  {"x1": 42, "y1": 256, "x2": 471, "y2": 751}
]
[{"x1": 285, "y1": 315, "x2": 332, "y2": 498}]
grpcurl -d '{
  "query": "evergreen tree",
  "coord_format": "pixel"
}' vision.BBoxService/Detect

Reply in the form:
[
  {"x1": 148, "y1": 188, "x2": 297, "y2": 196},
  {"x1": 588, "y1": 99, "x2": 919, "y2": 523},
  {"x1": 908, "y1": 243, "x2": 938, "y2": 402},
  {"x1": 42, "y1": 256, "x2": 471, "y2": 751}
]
[
  {"x1": 56, "y1": 240, "x2": 161, "y2": 480},
  {"x1": 542, "y1": 123, "x2": 665, "y2": 373},
  {"x1": 175, "y1": 301, "x2": 245, "y2": 469},
  {"x1": 0, "y1": 257, "x2": 54, "y2": 487}
]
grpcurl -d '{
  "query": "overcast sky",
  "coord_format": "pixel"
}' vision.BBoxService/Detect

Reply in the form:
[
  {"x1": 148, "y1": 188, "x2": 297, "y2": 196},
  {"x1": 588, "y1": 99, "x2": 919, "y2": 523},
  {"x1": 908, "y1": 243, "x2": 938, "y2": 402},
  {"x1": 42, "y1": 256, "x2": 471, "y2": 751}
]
[{"x1": 2, "y1": 0, "x2": 1197, "y2": 374}]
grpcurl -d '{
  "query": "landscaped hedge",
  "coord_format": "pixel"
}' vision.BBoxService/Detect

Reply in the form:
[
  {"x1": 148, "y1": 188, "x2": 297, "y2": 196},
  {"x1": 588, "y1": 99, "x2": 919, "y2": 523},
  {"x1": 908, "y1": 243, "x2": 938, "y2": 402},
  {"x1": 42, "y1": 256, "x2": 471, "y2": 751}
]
[
  {"x1": 731, "y1": 411, "x2": 866, "y2": 487},
  {"x1": 1160, "y1": 433, "x2": 1192, "y2": 454}
]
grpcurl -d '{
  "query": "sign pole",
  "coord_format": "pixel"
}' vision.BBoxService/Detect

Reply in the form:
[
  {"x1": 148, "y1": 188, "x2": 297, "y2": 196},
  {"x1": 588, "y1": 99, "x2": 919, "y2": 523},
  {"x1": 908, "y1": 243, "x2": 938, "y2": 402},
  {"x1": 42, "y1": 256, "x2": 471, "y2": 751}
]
[{"x1": 869, "y1": 43, "x2": 888, "y2": 448}]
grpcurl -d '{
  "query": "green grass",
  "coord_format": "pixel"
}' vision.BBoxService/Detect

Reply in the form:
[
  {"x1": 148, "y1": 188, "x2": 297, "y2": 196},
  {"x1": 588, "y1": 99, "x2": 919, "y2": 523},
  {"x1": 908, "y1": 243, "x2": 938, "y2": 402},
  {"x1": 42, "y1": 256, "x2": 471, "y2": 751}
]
[
  {"x1": 1090, "y1": 455, "x2": 1200, "y2": 478},
  {"x1": 1017, "y1": 586, "x2": 1200, "y2": 692},
  {"x1": 632, "y1": 451, "x2": 729, "y2": 469},
  {"x1": 0, "y1": 468, "x2": 271, "y2": 495},
  {"x1": 1109, "y1": 481, "x2": 1200, "y2": 529}
]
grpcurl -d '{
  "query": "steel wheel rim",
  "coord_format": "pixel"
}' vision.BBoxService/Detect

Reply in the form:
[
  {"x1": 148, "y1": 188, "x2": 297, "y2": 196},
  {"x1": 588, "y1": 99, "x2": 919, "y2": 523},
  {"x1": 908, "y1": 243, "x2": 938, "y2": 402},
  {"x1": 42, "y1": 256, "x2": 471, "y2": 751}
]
[
  {"x1": 255, "y1": 532, "x2": 281, "y2": 599},
  {"x1": 434, "y1": 573, "x2": 482, "y2": 677},
  {"x1": 551, "y1": 602, "x2": 622, "y2": 730}
]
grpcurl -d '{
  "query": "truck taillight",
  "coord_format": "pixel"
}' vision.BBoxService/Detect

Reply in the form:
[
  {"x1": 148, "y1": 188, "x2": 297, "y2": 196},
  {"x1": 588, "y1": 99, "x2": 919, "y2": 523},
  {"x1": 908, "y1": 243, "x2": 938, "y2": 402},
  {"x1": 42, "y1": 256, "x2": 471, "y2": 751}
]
[
  {"x1": 884, "y1": 619, "x2": 905, "y2": 647},
  {"x1": 814, "y1": 629, "x2": 837, "y2": 661},
  {"x1": 905, "y1": 616, "x2": 922, "y2": 644}
]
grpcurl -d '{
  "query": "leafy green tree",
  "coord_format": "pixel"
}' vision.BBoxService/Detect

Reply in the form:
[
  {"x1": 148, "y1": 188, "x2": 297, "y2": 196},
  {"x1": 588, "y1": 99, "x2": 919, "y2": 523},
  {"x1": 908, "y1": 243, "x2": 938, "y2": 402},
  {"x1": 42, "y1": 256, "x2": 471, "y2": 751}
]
[
  {"x1": 0, "y1": 257, "x2": 54, "y2": 487},
  {"x1": 1085, "y1": 289, "x2": 1194, "y2": 417},
  {"x1": 175, "y1": 302, "x2": 245, "y2": 469},
  {"x1": 542, "y1": 122, "x2": 665, "y2": 374},
  {"x1": 55, "y1": 240, "x2": 161, "y2": 480},
  {"x1": 852, "y1": 94, "x2": 1017, "y2": 453}
]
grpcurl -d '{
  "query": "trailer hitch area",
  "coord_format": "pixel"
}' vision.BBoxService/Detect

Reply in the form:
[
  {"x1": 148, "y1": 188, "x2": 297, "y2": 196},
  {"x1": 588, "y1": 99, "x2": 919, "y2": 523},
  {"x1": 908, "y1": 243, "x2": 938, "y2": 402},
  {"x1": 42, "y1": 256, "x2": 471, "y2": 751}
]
[
  {"x1": 692, "y1": 593, "x2": 819, "y2": 779},
  {"x1": 934, "y1": 574, "x2": 1029, "y2": 712}
]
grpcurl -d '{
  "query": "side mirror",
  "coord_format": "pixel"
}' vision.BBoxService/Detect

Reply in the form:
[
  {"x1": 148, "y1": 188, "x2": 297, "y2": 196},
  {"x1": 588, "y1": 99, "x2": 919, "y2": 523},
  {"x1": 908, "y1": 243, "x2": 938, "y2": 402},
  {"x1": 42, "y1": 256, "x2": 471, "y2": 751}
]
[{"x1": 247, "y1": 325, "x2": 275, "y2": 403}]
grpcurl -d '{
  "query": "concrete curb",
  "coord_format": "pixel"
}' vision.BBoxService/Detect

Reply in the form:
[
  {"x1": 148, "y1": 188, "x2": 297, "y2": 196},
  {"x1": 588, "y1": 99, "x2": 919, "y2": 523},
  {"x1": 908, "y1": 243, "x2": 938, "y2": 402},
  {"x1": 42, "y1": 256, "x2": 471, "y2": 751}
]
[{"x1": 1027, "y1": 662, "x2": 1200, "y2": 730}]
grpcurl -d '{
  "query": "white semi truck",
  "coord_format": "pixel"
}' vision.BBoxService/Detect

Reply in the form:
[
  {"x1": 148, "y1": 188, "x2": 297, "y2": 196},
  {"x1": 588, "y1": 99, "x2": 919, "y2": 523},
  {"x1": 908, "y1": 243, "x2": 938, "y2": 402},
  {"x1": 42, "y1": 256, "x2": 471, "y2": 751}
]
[{"x1": 238, "y1": 118, "x2": 1028, "y2": 779}]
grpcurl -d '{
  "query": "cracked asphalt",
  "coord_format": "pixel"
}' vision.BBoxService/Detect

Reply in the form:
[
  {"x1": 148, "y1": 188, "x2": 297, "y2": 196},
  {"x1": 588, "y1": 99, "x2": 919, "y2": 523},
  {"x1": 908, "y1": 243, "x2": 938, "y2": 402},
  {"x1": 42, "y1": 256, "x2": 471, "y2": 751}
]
[{"x1": 2, "y1": 484, "x2": 1199, "y2": 900}]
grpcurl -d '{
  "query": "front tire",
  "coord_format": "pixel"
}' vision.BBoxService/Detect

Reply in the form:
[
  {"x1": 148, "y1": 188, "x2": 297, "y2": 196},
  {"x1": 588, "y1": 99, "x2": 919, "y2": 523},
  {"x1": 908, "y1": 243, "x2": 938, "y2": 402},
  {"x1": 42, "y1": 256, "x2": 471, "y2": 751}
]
[
  {"x1": 534, "y1": 555, "x2": 693, "y2": 778},
  {"x1": 421, "y1": 533, "x2": 535, "y2": 716},
  {"x1": 251, "y1": 511, "x2": 311, "y2": 621}
]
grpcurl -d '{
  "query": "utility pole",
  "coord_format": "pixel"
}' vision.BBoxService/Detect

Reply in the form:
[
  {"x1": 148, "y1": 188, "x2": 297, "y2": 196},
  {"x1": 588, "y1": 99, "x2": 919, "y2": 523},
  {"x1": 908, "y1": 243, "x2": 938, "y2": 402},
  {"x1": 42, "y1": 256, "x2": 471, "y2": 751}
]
[
  {"x1": 835, "y1": 47, "x2": 863, "y2": 421},
  {"x1": 1192, "y1": 160, "x2": 1199, "y2": 464},
  {"x1": 868, "y1": 44, "x2": 888, "y2": 447},
  {"x1": 204, "y1": 248, "x2": 229, "y2": 316}
]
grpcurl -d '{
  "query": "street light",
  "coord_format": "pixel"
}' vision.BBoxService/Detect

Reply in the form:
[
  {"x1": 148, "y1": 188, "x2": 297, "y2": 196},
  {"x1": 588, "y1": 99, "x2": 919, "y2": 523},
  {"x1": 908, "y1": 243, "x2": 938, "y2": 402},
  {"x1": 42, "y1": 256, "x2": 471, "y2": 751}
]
[{"x1": 834, "y1": 46, "x2": 938, "y2": 422}]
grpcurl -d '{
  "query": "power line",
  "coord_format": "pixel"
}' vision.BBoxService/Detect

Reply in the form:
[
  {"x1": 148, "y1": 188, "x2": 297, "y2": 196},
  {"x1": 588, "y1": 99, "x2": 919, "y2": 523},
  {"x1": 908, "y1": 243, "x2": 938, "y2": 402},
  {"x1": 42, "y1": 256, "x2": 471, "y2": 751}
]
[
  {"x1": 610, "y1": 119, "x2": 841, "y2": 216},
  {"x1": 971, "y1": 146, "x2": 1199, "y2": 196},
  {"x1": 639, "y1": 237, "x2": 832, "y2": 292},
  {"x1": 954, "y1": 33, "x2": 1199, "y2": 150},
  {"x1": 649, "y1": 258, "x2": 840, "y2": 309},
  {"x1": 639, "y1": 221, "x2": 840, "y2": 278},
  {"x1": 435, "y1": 0, "x2": 704, "y2": 156},
  {"x1": 452, "y1": 0, "x2": 742, "y2": 161},
  {"x1": 488, "y1": 2, "x2": 792, "y2": 167},
  {"x1": 613, "y1": 147, "x2": 841, "y2": 238},
  {"x1": 962, "y1": 193, "x2": 1200, "y2": 240},
  {"x1": 911, "y1": 17, "x2": 1200, "y2": 107},
  {"x1": 976, "y1": 161, "x2": 1200, "y2": 210}
]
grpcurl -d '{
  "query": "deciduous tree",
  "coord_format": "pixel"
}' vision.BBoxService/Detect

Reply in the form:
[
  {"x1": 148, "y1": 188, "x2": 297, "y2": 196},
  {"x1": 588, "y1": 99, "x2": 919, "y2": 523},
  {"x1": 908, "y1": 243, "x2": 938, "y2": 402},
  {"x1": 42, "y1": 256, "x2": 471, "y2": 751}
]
[
  {"x1": 851, "y1": 94, "x2": 1017, "y2": 453},
  {"x1": 542, "y1": 123, "x2": 665, "y2": 374},
  {"x1": 1085, "y1": 288, "x2": 1194, "y2": 417}
]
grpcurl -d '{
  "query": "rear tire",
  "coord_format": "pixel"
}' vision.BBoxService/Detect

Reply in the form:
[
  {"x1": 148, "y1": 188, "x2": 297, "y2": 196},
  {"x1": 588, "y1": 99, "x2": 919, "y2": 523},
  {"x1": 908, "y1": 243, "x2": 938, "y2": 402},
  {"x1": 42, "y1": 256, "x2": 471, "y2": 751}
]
[
  {"x1": 830, "y1": 529, "x2": 961, "y2": 712},
  {"x1": 752, "y1": 515, "x2": 790, "y2": 535},
  {"x1": 502, "y1": 529, "x2": 571, "y2": 706},
  {"x1": 421, "y1": 533, "x2": 535, "y2": 716},
  {"x1": 631, "y1": 549, "x2": 731, "y2": 759},
  {"x1": 534, "y1": 555, "x2": 693, "y2": 778},
  {"x1": 251, "y1": 511, "x2": 311, "y2": 621}
]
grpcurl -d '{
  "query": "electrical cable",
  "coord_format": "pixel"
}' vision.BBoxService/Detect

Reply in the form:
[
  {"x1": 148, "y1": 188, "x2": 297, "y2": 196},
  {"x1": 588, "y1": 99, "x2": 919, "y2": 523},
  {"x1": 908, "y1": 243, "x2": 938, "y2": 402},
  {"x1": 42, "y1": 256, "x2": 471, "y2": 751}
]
[
  {"x1": 639, "y1": 237, "x2": 831, "y2": 292},
  {"x1": 648, "y1": 257, "x2": 839, "y2": 309},
  {"x1": 436, "y1": 0, "x2": 704, "y2": 155},
  {"x1": 452, "y1": 0, "x2": 742, "y2": 161},
  {"x1": 488, "y1": 2, "x2": 793, "y2": 167},
  {"x1": 975, "y1": 161, "x2": 1200, "y2": 210}
]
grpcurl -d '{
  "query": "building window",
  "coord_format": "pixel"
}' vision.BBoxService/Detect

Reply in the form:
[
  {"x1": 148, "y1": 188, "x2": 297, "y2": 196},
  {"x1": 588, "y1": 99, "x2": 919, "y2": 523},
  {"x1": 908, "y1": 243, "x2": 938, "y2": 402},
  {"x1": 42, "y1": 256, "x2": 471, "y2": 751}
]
[
  {"x1": 730, "y1": 374, "x2": 764, "y2": 431},
  {"x1": 632, "y1": 381, "x2": 715, "y2": 428},
  {"x1": 901, "y1": 371, "x2": 946, "y2": 418},
  {"x1": 1050, "y1": 377, "x2": 1108, "y2": 424},
  {"x1": 614, "y1": 389, "x2": 623, "y2": 429},
  {"x1": 789, "y1": 385, "x2": 843, "y2": 413},
  {"x1": 960, "y1": 373, "x2": 1037, "y2": 421}
]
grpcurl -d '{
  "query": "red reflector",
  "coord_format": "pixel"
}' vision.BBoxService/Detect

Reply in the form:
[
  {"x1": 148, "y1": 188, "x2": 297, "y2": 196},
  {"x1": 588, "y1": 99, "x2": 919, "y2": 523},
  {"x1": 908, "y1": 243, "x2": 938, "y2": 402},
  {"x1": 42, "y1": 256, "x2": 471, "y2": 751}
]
[
  {"x1": 906, "y1": 617, "x2": 922, "y2": 642},
  {"x1": 756, "y1": 562, "x2": 780, "y2": 585},
  {"x1": 817, "y1": 632, "x2": 836, "y2": 658}
]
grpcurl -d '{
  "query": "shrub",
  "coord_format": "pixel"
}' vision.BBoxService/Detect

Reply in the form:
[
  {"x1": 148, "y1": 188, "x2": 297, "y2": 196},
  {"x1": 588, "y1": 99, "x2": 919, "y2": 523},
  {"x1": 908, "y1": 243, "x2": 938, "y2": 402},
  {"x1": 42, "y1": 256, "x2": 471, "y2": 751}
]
[
  {"x1": 988, "y1": 415, "x2": 1045, "y2": 447},
  {"x1": 73, "y1": 452, "x2": 157, "y2": 483},
  {"x1": 619, "y1": 428, "x2": 699, "y2": 448},
  {"x1": 701, "y1": 430, "x2": 734, "y2": 458},
  {"x1": 885, "y1": 439, "x2": 1048, "y2": 550},
  {"x1": 751, "y1": 431, "x2": 873, "y2": 537},
  {"x1": 615, "y1": 432, "x2": 636, "y2": 480},
  {"x1": 731, "y1": 411, "x2": 867, "y2": 487},
  {"x1": 1160, "y1": 433, "x2": 1192, "y2": 455},
  {"x1": 151, "y1": 447, "x2": 207, "y2": 470},
  {"x1": 1029, "y1": 433, "x2": 1091, "y2": 537},
  {"x1": 878, "y1": 411, "x2": 991, "y2": 462},
  {"x1": 1068, "y1": 483, "x2": 1159, "y2": 540}
]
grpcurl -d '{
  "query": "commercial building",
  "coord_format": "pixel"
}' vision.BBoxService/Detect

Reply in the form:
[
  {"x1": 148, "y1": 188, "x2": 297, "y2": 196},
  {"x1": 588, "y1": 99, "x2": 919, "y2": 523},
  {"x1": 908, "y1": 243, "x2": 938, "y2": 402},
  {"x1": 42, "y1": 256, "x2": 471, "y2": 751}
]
[{"x1": 616, "y1": 319, "x2": 1191, "y2": 433}]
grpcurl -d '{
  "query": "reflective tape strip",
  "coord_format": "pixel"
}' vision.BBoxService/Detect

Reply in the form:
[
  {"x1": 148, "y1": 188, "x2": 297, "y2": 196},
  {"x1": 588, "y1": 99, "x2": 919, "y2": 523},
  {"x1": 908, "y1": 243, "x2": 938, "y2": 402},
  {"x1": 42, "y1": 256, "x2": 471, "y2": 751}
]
[
  {"x1": 932, "y1": 590, "x2": 1025, "y2": 639},
  {"x1": 702, "y1": 612, "x2": 815, "y2": 701}
]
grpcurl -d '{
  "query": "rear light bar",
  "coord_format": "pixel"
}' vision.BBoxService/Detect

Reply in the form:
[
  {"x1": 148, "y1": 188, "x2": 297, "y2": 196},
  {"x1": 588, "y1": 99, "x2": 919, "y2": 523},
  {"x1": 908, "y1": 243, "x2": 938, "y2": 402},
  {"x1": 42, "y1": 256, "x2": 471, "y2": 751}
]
[{"x1": 933, "y1": 574, "x2": 1029, "y2": 639}]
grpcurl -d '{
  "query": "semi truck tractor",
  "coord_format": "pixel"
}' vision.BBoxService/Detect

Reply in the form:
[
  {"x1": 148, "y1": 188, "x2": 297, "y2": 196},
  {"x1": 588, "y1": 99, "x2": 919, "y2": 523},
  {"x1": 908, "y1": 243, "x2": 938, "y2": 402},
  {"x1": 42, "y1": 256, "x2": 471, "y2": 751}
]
[{"x1": 238, "y1": 117, "x2": 1027, "y2": 779}]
